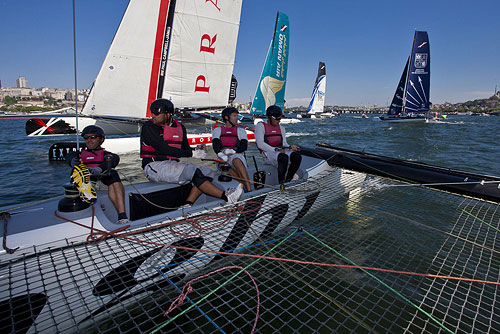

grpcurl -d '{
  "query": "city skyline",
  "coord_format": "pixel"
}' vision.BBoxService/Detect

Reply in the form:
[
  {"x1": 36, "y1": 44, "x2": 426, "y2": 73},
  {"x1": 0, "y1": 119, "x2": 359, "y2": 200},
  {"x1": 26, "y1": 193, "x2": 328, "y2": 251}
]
[{"x1": 1, "y1": 0, "x2": 499, "y2": 107}]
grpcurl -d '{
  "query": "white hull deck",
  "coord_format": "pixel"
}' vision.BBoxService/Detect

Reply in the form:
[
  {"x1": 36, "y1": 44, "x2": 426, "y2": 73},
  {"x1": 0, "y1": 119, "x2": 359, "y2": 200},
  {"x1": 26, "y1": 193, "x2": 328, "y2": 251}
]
[{"x1": 0, "y1": 156, "x2": 365, "y2": 333}]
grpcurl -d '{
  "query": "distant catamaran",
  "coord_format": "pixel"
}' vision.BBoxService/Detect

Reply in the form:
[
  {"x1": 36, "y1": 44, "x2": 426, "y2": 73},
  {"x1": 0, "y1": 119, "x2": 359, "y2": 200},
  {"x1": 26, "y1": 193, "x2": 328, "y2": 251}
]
[
  {"x1": 26, "y1": 0, "x2": 241, "y2": 136},
  {"x1": 307, "y1": 61, "x2": 328, "y2": 118},
  {"x1": 380, "y1": 31, "x2": 430, "y2": 122},
  {"x1": 250, "y1": 11, "x2": 289, "y2": 117}
]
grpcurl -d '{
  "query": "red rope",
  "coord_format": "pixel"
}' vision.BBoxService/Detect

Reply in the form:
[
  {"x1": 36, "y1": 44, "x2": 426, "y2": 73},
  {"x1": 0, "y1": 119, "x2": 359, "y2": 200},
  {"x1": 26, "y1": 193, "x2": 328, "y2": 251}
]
[
  {"x1": 53, "y1": 201, "x2": 262, "y2": 243},
  {"x1": 168, "y1": 245, "x2": 500, "y2": 287},
  {"x1": 164, "y1": 265, "x2": 260, "y2": 334}
]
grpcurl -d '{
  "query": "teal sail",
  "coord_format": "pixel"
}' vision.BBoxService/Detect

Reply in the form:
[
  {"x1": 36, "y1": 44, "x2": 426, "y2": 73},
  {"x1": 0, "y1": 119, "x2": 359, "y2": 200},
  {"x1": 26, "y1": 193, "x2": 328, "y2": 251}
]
[{"x1": 250, "y1": 12, "x2": 289, "y2": 115}]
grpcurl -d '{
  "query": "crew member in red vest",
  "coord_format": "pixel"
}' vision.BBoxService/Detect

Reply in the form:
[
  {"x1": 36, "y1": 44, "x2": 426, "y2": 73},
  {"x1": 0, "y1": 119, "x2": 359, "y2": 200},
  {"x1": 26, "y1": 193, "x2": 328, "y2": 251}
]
[
  {"x1": 255, "y1": 105, "x2": 302, "y2": 184},
  {"x1": 212, "y1": 107, "x2": 251, "y2": 192},
  {"x1": 67, "y1": 125, "x2": 128, "y2": 224},
  {"x1": 141, "y1": 99, "x2": 243, "y2": 205}
]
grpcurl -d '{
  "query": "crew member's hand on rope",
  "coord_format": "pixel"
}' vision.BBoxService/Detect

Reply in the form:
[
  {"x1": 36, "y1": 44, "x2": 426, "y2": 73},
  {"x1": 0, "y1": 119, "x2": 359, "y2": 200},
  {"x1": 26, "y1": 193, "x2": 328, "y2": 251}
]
[
  {"x1": 69, "y1": 155, "x2": 80, "y2": 167},
  {"x1": 89, "y1": 167, "x2": 103, "y2": 176}
]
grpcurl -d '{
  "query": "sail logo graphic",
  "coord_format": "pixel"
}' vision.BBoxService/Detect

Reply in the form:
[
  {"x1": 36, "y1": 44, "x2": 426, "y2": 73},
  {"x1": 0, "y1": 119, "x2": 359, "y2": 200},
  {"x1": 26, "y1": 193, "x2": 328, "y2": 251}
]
[
  {"x1": 280, "y1": 25, "x2": 287, "y2": 32},
  {"x1": 414, "y1": 53, "x2": 428, "y2": 68},
  {"x1": 260, "y1": 77, "x2": 285, "y2": 109}
]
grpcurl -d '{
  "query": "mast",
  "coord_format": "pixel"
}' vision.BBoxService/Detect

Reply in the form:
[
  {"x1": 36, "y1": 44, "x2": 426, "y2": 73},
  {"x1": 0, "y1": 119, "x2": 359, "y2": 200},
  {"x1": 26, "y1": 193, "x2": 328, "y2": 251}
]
[
  {"x1": 72, "y1": 0, "x2": 80, "y2": 150},
  {"x1": 401, "y1": 31, "x2": 417, "y2": 115}
]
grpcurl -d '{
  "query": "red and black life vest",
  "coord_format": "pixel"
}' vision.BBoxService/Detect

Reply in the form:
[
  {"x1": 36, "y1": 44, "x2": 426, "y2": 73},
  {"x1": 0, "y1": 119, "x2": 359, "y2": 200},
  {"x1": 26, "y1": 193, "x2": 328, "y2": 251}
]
[
  {"x1": 140, "y1": 120, "x2": 183, "y2": 160},
  {"x1": 81, "y1": 149, "x2": 105, "y2": 168},
  {"x1": 219, "y1": 126, "x2": 238, "y2": 148},
  {"x1": 262, "y1": 122, "x2": 283, "y2": 147}
]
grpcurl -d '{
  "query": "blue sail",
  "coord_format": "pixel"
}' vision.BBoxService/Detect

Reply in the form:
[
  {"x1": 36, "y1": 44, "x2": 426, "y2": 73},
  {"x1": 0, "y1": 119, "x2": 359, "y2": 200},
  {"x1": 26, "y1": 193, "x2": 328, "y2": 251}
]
[
  {"x1": 387, "y1": 57, "x2": 409, "y2": 116},
  {"x1": 250, "y1": 12, "x2": 290, "y2": 115},
  {"x1": 404, "y1": 31, "x2": 430, "y2": 114}
]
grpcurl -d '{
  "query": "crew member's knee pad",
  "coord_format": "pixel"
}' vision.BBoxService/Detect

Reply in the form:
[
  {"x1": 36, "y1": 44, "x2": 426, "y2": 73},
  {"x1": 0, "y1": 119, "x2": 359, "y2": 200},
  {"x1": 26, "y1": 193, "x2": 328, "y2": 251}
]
[
  {"x1": 290, "y1": 152, "x2": 302, "y2": 164},
  {"x1": 192, "y1": 168, "x2": 209, "y2": 188}
]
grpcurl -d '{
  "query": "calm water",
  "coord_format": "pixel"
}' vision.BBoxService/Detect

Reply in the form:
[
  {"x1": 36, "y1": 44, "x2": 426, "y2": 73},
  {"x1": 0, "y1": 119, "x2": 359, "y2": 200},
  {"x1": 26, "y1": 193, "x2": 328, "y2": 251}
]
[{"x1": 0, "y1": 114, "x2": 499, "y2": 208}]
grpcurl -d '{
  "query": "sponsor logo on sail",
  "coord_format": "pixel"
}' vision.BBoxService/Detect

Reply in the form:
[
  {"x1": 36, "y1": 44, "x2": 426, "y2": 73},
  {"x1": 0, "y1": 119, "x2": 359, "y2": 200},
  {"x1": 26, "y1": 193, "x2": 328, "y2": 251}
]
[{"x1": 414, "y1": 53, "x2": 428, "y2": 68}]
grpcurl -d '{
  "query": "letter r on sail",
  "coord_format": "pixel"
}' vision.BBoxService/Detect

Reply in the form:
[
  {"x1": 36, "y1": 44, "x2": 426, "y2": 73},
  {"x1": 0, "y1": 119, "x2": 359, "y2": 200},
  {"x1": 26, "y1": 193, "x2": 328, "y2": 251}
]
[{"x1": 200, "y1": 34, "x2": 217, "y2": 54}]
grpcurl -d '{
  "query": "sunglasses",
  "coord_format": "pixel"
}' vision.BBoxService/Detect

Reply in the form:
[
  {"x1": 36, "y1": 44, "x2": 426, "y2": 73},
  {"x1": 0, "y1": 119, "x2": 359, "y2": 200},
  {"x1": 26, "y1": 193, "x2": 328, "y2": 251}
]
[
  {"x1": 83, "y1": 135, "x2": 101, "y2": 140},
  {"x1": 271, "y1": 116, "x2": 282, "y2": 120}
]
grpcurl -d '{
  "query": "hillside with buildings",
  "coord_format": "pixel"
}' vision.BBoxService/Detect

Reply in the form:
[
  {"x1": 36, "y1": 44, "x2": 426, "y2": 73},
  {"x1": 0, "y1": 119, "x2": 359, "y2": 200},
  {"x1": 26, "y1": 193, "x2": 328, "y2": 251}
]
[
  {"x1": 2, "y1": 76, "x2": 499, "y2": 115},
  {"x1": 432, "y1": 91, "x2": 500, "y2": 114},
  {"x1": 0, "y1": 76, "x2": 87, "y2": 112}
]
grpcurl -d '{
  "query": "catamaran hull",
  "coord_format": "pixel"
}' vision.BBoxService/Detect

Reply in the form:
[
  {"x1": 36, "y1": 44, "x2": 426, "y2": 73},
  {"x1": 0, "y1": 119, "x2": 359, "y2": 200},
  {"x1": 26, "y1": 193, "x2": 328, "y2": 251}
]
[
  {"x1": 47, "y1": 131, "x2": 256, "y2": 161},
  {"x1": 0, "y1": 158, "x2": 365, "y2": 333},
  {"x1": 379, "y1": 115, "x2": 427, "y2": 122},
  {"x1": 26, "y1": 116, "x2": 142, "y2": 136}
]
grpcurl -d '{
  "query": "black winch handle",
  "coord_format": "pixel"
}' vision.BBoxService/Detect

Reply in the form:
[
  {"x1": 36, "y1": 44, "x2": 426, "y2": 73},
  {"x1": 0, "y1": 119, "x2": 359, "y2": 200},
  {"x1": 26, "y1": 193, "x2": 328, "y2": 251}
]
[{"x1": 252, "y1": 156, "x2": 259, "y2": 172}]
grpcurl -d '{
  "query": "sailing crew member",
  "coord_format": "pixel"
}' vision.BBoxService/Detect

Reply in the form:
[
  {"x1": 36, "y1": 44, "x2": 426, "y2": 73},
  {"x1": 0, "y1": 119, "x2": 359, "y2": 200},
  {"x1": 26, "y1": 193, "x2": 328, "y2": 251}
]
[
  {"x1": 212, "y1": 107, "x2": 252, "y2": 192},
  {"x1": 255, "y1": 105, "x2": 302, "y2": 184},
  {"x1": 67, "y1": 125, "x2": 129, "y2": 224},
  {"x1": 141, "y1": 98, "x2": 243, "y2": 206}
]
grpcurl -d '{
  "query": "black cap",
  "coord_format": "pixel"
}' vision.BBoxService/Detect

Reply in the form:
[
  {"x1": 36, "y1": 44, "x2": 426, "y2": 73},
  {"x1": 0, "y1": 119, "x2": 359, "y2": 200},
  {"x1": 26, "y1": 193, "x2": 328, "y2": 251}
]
[
  {"x1": 149, "y1": 98, "x2": 174, "y2": 114},
  {"x1": 81, "y1": 125, "x2": 105, "y2": 138}
]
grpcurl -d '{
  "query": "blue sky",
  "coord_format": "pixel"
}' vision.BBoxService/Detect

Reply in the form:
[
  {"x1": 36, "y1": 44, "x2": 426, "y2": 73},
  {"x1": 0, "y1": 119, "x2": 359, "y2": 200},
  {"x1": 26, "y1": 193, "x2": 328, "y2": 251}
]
[{"x1": 1, "y1": 0, "x2": 499, "y2": 107}]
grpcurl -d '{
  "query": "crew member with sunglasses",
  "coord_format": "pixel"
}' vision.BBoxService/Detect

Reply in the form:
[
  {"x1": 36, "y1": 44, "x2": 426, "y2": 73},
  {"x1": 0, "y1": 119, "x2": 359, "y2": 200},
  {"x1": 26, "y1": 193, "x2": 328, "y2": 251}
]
[
  {"x1": 140, "y1": 98, "x2": 243, "y2": 206},
  {"x1": 255, "y1": 105, "x2": 302, "y2": 184},
  {"x1": 67, "y1": 125, "x2": 128, "y2": 224}
]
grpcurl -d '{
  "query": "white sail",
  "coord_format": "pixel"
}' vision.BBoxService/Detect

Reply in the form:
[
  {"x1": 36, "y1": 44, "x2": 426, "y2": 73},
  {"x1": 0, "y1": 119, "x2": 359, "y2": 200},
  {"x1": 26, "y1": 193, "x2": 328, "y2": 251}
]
[
  {"x1": 82, "y1": 0, "x2": 161, "y2": 118},
  {"x1": 164, "y1": 0, "x2": 242, "y2": 109},
  {"x1": 307, "y1": 61, "x2": 327, "y2": 116},
  {"x1": 82, "y1": 0, "x2": 242, "y2": 119},
  {"x1": 307, "y1": 75, "x2": 326, "y2": 115}
]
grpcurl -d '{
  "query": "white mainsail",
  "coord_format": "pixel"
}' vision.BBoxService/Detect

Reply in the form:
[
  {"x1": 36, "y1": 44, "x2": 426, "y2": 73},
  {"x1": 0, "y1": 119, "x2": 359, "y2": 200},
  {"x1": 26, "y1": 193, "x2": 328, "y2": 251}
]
[{"x1": 82, "y1": 0, "x2": 242, "y2": 118}]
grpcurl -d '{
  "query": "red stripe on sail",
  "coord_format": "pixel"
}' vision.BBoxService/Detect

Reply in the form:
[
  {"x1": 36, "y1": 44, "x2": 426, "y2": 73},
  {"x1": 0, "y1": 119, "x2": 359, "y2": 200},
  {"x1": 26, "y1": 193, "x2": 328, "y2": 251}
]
[{"x1": 147, "y1": 0, "x2": 171, "y2": 118}]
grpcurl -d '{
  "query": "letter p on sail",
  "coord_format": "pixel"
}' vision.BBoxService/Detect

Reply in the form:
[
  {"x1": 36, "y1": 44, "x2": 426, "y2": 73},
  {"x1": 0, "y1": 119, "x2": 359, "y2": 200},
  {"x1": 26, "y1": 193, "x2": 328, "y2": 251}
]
[{"x1": 195, "y1": 75, "x2": 210, "y2": 93}]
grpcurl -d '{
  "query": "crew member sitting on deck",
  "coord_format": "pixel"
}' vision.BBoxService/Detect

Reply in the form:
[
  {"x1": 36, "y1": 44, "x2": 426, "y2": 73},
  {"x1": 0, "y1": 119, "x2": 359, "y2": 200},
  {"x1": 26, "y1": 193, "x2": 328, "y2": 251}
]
[
  {"x1": 212, "y1": 107, "x2": 252, "y2": 193},
  {"x1": 255, "y1": 105, "x2": 302, "y2": 184},
  {"x1": 67, "y1": 125, "x2": 129, "y2": 224},
  {"x1": 141, "y1": 98, "x2": 243, "y2": 206}
]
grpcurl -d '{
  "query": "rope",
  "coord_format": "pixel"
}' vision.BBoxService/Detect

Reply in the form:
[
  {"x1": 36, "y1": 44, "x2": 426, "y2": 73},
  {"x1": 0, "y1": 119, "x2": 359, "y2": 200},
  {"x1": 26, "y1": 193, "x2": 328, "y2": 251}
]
[
  {"x1": 167, "y1": 244, "x2": 500, "y2": 287},
  {"x1": 241, "y1": 217, "x2": 378, "y2": 333},
  {"x1": 151, "y1": 230, "x2": 296, "y2": 334},
  {"x1": 304, "y1": 230, "x2": 455, "y2": 334},
  {"x1": 164, "y1": 266, "x2": 260, "y2": 334},
  {"x1": 53, "y1": 201, "x2": 262, "y2": 245},
  {"x1": 0, "y1": 194, "x2": 64, "y2": 215}
]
